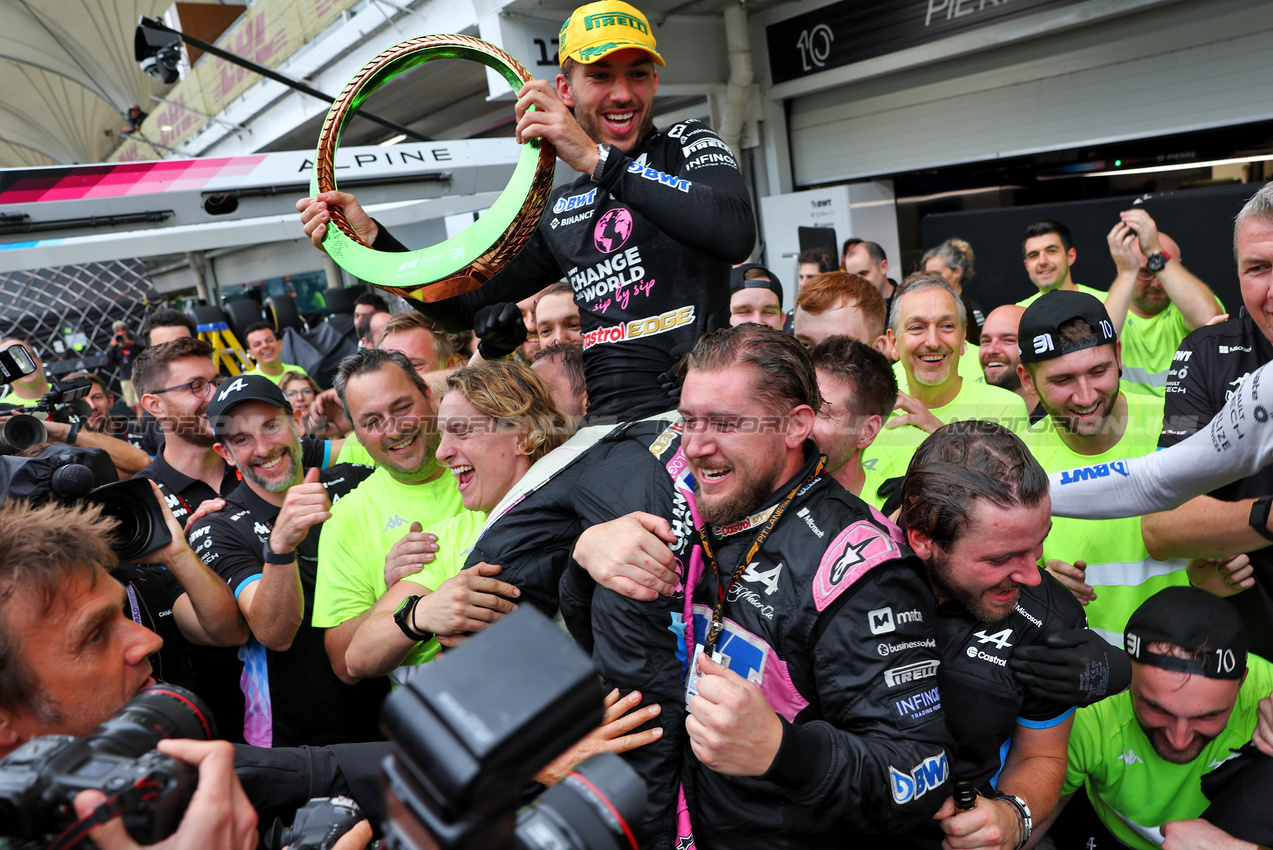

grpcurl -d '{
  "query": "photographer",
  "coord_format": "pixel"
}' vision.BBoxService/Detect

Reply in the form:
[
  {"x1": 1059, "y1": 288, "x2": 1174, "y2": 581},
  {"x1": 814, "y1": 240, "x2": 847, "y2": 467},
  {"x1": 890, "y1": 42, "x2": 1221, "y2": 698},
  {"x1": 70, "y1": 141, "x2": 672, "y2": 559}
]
[
  {"x1": 107, "y1": 321, "x2": 143, "y2": 416},
  {"x1": 0, "y1": 344, "x2": 149, "y2": 477},
  {"x1": 67, "y1": 370, "x2": 147, "y2": 450}
]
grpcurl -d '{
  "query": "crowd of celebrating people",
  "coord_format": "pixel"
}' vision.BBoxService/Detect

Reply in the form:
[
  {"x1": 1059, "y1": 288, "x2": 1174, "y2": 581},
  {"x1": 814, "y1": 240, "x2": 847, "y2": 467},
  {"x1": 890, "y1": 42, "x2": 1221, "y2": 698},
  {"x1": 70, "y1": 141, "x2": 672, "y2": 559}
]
[{"x1": 1, "y1": 1, "x2": 1273, "y2": 849}]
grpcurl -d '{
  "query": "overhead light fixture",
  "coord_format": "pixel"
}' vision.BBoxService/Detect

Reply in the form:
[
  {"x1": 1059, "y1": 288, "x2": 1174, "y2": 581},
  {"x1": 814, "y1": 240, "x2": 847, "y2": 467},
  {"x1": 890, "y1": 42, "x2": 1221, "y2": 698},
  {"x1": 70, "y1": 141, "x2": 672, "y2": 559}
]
[
  {"x1": 378, "y1": 134, "x2": 407, "y2": 147},
  {"x1": 1085, "y1": 153, "x2": 1273, "y2": 177},
  {"x1": 897, "y1": 185, "x2": 1022, "y2": 204},
  {"x1": 134, "y1": 18, "x2": 183, "y2": 84}
]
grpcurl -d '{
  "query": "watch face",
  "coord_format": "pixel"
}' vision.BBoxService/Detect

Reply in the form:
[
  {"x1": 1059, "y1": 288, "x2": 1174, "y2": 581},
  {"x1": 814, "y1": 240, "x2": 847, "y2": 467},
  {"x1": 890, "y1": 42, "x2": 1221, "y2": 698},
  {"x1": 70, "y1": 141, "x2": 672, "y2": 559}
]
[{"x1": 1147, "y1": 253, "x2": 1167, "y2": 272}]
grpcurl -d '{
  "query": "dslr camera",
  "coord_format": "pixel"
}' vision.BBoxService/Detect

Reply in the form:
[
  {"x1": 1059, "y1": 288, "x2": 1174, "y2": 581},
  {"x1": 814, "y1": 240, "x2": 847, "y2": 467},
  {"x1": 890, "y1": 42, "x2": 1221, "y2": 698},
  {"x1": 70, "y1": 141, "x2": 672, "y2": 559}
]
[
  {"x1": 0, "y1": 375, "x2": 93, "y2": 457},
  {"x1": 0, "y1": 444, "x2": 172, "y2": 562},
  {"x1": 381, "y1": 606, "x2": 648, "y2": 850},
  {"x1": 0, "y1": 685, "x2": 215, "y2": 850}
]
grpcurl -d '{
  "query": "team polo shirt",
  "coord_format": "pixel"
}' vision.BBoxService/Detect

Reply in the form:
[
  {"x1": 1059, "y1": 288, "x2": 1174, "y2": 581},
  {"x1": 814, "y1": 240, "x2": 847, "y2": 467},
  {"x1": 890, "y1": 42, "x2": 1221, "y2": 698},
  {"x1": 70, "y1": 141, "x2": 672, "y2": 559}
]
[
  {"x1": 247, "y1": 363, "x2": 311, "y2": 386},
  {"x1": 861, "y1": 378, "x2": 1024, "y2": 496},
  {"x1": 388, "y1": 510, "x2": 489, "y2": 666},
  {"x1": 1063, "y1": 653, "x2": 1273, "y2": 850},
  {"x1": 1018, "y1": 392, "x2": 1188, "y2": 645},
  {"x1": 1121, "y1": 299, "x2": 1221, "y2": 398},
  {"x1": 312, "y1": 467, "x2": 464, "y2": 667},
  {"x1": 189, "y1": 463, "x2": 378, "y2": 748},
  {"x1": 1017, "y1": 283, "x2": 1108, "y2": 308}
]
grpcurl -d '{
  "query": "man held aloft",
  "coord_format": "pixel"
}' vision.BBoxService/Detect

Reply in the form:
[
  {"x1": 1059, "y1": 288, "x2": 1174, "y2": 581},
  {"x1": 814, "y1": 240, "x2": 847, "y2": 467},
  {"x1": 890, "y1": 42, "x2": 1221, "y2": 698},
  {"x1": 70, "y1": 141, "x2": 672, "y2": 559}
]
[{"x1": 298, "y1": 0, "x2": 756, "y2": 422}]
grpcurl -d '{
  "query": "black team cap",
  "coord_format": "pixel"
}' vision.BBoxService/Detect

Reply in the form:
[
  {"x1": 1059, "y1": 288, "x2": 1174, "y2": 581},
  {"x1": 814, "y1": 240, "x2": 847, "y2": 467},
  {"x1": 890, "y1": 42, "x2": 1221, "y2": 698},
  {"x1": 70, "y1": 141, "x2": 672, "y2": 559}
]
[
  {"x1": 730, "y1": 263, "x2": 784, "y2": 309},
  {"x1": 1018, "y1": 290, "x2": 1117, "y2": 365},
  {"x1": 1124, "y1": 586, "x2": 1248, "y2": 680},
  {"x1": 205, "y1": 374, "x2": 292, "y2": 440}
]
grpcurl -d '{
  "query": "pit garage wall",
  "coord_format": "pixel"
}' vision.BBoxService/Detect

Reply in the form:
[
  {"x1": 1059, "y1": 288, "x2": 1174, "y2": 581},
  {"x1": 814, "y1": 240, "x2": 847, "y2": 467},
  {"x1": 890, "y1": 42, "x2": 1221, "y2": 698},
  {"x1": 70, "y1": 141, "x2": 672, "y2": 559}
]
[{"x1": 754, "y1": 0, "x2": 1273, "y2": 189}]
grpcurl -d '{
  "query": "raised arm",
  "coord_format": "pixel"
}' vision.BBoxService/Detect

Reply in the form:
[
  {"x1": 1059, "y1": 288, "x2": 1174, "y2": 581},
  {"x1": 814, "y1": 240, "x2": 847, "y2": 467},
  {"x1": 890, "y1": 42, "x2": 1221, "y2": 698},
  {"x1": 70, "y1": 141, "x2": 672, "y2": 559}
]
[{"x1": 1049, "y1": 360, "x2": 1273, "y2": 519}]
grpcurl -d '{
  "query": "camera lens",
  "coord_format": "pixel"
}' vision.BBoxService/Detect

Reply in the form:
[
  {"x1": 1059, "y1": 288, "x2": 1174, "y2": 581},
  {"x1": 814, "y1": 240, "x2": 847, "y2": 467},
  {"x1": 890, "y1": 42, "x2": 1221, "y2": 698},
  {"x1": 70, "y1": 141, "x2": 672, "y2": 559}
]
[
  {"x1": 515, "y1": 753, "x2": 646, "y2": 850},
  {"x1": 88, "y1": 477, "x2": 173, "y2": 562},
  {"x1": 0, "y1": 414, "x2": 47, "y2": 454},
  {"x1": 85, "y1": 684, "x2": 216, "y2": 758}
]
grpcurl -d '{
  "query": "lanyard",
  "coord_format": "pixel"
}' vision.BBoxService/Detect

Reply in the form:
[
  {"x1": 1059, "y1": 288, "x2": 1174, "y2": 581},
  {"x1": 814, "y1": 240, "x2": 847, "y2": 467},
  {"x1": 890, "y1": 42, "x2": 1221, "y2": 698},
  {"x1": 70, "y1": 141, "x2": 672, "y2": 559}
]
[
  {"x1": 698, "y1": 457, "x2": 825, "y2": 656},
  {"x1": 124, "y1": 583, "x2": 143, "y2": 625}
]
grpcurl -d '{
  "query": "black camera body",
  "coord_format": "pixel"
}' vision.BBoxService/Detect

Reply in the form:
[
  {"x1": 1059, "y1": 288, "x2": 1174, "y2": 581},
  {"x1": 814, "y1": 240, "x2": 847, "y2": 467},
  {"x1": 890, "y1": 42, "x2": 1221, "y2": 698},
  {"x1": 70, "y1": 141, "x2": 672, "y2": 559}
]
[
  {"x1": 0, "y1": 685, "x2": 215, "y2": 847},
  {"x1": 0, "y1": 740, "x2": 196, "y2": 846},
  {"x1": 262, "y1": 796, "x2": 368, "y2": 850},
  {"x1": 380, "y1": 606, "x2": 647, "y2": 850},
  {"x1": 0, "y1": 445, "x2": 171, "y2": 562}
]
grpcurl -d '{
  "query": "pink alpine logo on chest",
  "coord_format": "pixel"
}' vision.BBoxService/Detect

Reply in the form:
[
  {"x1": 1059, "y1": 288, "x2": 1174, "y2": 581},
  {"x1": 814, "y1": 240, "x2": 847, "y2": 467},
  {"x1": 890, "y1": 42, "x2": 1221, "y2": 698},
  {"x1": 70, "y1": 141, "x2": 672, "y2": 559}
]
[
  {"x1": 594, "y1": 208, "x2": 633, "y2": 253},
  {"x1": 813, "y1": 520, "x2": 899, "y2": 612}
]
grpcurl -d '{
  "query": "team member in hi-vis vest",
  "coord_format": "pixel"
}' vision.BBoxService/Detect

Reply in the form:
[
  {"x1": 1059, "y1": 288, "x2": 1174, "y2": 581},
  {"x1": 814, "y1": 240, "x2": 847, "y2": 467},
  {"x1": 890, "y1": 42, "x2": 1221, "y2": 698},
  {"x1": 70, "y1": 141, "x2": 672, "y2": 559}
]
[{"x1": 1017, "y1": 290, "x2": 1192, "y2": 644}]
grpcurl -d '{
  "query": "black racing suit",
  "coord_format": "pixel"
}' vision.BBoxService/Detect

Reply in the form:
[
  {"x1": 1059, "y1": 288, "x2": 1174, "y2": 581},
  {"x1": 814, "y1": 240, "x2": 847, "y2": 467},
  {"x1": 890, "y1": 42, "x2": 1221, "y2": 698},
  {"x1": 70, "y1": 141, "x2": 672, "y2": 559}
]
[
  {"x1": 380, "y1": 121, "x2": 756, "y2": 421},
  {"x1": 934, "y1": 573, "x2": 1085, "y2": 793},
  {"x1": 1158, "y1": 310, "x2": 1273, "y2": 658},
  {"x1": 896, "y1": 573, "x2": 1084, "y2": 848},
  {"x1": 470, "y1": 427, "x2": 952, "y2": 849},
  {"x1": 681, "y1": 445, "x2": 952, "y2": 850}
]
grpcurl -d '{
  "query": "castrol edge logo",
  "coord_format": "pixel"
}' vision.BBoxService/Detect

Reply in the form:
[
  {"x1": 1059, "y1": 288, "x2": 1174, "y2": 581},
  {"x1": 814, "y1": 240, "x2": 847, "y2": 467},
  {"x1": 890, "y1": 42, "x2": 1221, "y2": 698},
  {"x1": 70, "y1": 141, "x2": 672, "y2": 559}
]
[{"x1": 583, "y1": 305, "x2": 695, "y2": 350}]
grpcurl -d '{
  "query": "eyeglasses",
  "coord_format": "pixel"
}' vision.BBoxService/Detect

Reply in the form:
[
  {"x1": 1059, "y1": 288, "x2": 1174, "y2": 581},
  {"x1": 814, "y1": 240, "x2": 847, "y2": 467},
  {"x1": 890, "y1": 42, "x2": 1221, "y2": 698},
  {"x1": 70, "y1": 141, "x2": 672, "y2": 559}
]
[
  {"x1": 152, "y1": 375, "x2": 223, "y2": 398},
  {"x1": 284, "y1": 388, "x2": 315, "y2": 400}
]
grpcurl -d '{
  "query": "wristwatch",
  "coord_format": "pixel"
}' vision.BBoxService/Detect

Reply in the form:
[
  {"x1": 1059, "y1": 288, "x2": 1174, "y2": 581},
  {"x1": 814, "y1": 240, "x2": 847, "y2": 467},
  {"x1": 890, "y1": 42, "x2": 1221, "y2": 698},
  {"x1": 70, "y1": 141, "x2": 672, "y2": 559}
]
[
  {"x1": 1249, "y1": 495, "x2": 1273, "y2": 542},
  {"x1": 1146, "y1": 250, "x2": 1172, "y2": 272},
  {"x1": 394, "y1": 594, "x2": 434, "y2": 643},
  {"x1": 990, "y1": 792, "x2": 1032, "y2": 850},
  {"x1": 261, "y1": 541, "x2": 295, "y2": 565},
  {"x1": 591, "y1": 143, "x2": 610, "y2": 183}
]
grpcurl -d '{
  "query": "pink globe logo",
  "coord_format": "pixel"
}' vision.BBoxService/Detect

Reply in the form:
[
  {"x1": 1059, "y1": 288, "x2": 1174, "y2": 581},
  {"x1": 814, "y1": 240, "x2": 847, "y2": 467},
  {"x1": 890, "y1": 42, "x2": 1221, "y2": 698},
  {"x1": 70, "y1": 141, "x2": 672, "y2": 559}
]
[{"x1": 594, "y1": 208, "x2": 634, "y2": 254}]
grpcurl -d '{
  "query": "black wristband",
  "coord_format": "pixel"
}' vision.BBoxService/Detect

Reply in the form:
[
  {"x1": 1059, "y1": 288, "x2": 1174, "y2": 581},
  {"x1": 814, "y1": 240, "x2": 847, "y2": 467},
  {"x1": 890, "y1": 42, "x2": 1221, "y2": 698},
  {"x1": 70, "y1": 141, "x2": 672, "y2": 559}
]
[
  {"x1": 1249, "y1": 496, "x2": 1273, "y2": 542},
  {"x1": 394, "y1": 594, "x2": 434, "y2": 643},
  {"x1": 261, "y1": 540, "x2": 295, "y2": 565},
  {"x1": 66, "y1": 420, "x2": 81, "y2": 445}
]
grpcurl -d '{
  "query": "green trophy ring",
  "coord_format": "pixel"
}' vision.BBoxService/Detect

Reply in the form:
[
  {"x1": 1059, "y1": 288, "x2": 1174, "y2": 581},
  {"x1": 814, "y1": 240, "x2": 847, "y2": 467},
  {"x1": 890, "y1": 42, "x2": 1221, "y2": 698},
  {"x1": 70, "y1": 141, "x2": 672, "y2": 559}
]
[{"x1": 311, "y1": 34, "x2": 556, "y2": 302}]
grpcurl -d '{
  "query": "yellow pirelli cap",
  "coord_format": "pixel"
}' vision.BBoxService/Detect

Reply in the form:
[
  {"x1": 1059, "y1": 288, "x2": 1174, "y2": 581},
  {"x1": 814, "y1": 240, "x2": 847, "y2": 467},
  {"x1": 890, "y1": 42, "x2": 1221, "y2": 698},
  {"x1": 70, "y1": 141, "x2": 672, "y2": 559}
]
[{"x1": 559, "y1": 0, "x2": 665, "y2": 66}]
